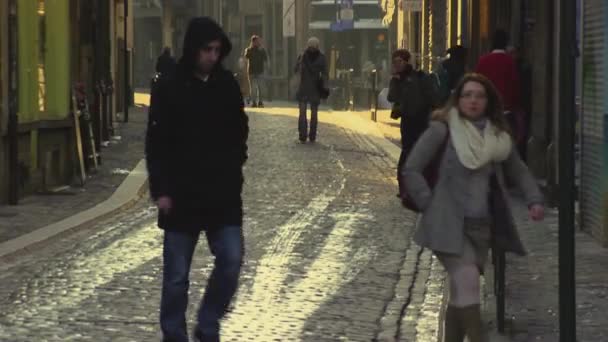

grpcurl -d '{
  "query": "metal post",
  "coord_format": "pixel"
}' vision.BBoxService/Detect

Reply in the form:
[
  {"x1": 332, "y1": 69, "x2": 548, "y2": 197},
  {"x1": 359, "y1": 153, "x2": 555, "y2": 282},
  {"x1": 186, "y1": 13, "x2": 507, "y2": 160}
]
[
  {"x1": 7, "y1": 0, "x2": 19, "y2": 205},
  {"x1": 101, "y1": 80, "x2": 109, "y2": 142},
  {"x1": 371, "y1": 69, "x2": 377, "y2": 122},
  {"x1": 558, "y1": 0, "x2": 576, "y2": 341},
  {"x1": 348, "y1": 68, "x2": 354, "y2": 111},
  {"x1": 107, "y1": 79, "x2": 114, "y2": 137},
  {"x1": 218, "y1": 0, "x2": 223, "y2": 26},
  {"x1": 123, "y1": 0, "x2": 129, "y2": 123},
  {"x1": 495, "y1": 251, "x2": 506, "y2": 333},
  {"x1": 334, "y1": 0, "x2": 339, "y2": 22}
]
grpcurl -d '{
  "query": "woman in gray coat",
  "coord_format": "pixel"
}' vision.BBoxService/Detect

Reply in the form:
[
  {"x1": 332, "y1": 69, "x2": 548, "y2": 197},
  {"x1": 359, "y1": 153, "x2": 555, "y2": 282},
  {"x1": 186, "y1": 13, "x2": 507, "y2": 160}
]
[
  {"x1": 403, "y1": 73, "x2": 544, "y2": 342},
  {"x1": 295, "y1": 37, "x2": 328, "y2": 143}
]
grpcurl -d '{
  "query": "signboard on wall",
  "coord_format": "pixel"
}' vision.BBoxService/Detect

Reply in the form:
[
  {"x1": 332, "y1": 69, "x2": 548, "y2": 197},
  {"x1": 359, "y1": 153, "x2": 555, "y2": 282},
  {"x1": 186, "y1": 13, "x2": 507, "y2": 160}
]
[
  {"x1": 340, "y1": 0, "x2": 354, "y2": 21},
  {"x1": 402, "y1": 0, "x2": 422, "y2": 12},
  {"x1": 331, "y1": 0, "x2": 354, "y2": 32},
  {"x1": 283, "y1": 0, "x2": 295, "y2": 37}
]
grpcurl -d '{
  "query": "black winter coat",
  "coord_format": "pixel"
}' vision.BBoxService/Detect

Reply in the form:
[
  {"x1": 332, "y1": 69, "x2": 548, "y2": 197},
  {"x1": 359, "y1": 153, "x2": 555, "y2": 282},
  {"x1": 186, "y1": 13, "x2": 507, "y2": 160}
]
[
  {"x1": 295, "y1": 50, "x2": 328, "y2": 104},
  {"x1": 387, "y1": 66, "x2": 439, "y2": 150},
  {"x1": 145, "y1": 17, "x2": 249, "y2": 232}
]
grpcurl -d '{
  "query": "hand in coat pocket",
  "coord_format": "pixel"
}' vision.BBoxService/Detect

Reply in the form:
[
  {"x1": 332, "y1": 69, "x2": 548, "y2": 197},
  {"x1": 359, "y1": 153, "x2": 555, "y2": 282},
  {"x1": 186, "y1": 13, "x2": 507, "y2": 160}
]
[
  {"x1": 157, "y1": 196, "x2": 173, "y2": 214},
  {"x1": 529, "y1": 204, "x2": 544, "y2": 221}
]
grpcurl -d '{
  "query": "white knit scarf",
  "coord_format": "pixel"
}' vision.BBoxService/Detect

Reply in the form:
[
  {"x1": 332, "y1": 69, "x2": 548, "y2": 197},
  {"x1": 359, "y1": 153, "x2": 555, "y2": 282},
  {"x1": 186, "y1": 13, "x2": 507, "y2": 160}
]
[{"x1": 448, "y1": 107, "x2": 512, "y2": 170}]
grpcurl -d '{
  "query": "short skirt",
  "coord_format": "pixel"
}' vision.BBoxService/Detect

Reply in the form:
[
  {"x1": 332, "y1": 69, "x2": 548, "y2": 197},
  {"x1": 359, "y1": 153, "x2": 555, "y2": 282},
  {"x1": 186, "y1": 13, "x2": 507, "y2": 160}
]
[{"x1": 435, "y1": 217, "x2": 492, "y2": 274}]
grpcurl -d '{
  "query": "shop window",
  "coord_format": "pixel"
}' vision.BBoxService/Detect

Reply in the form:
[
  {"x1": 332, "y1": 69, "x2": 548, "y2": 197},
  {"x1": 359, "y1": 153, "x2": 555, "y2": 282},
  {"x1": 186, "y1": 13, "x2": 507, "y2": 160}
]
[{"x1": 37, "y1": 0, "x2": 47, "y2": 112}]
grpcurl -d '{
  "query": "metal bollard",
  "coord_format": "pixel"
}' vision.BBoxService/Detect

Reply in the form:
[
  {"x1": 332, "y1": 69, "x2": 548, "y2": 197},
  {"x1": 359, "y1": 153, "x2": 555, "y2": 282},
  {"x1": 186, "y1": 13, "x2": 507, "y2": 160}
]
[
  {"x1": 94, "y1": 82, "x2": 104, "y2": 151},
  {"x1": 348, "y1": 69, "x2": 354, "y2": 111},
  {"x1": 100, "y1": 79, "x2": 110, "y2": 143},
  {"x1": 371, "y1": 69, "x2": 378, "y2": 122},
  {"x1": 106, "y1": 79, "x2": 115, "y2": 137}
]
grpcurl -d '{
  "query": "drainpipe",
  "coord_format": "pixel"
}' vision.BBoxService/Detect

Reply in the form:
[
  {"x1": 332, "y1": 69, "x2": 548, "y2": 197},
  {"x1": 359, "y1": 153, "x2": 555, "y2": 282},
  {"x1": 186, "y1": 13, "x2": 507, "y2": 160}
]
[
  {"x1": 124, "y1": 0, "x2": 129, "y2": 122},
  {"x1": 7, "y1": 0, "x2": 19, "y2": 205},
  {"x1": 557, "y1": 0, "x2": 576, "y2": 340}
]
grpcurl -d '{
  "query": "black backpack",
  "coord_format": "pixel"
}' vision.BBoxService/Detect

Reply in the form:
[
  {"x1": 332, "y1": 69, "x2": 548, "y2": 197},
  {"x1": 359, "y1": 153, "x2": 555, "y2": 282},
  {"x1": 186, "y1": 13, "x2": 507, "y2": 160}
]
[{"x1": 302, "y1": 57, "x2": 330, "y2": 100}]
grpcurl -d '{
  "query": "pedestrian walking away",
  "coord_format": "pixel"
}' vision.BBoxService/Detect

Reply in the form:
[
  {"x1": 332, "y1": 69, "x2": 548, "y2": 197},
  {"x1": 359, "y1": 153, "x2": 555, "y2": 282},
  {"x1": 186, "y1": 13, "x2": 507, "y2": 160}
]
[
  {"x1": 387, "y1": 49, "x2": 438, "y2": 198},
  {"x1": 295, "y1": 37, "x2": 329, "y2": 143},
  {"x1": 402, "y1": 73, "x2": 544, "y2": 342},
  {"x1": 475, "y1": 29, "x2": 524, "y2": 148},
  {"x1": 145, "y1": 17, "x2": 249, "y2": 342},
  {"x1": 156, "y1": 47, "x2": 177, "y2": 80},
  {"x1": 244, "y1": 35, "x2": 268, "y2": 108},
  {"x1": 437, "y1": 45, "x2": 467, "y2": 105}
]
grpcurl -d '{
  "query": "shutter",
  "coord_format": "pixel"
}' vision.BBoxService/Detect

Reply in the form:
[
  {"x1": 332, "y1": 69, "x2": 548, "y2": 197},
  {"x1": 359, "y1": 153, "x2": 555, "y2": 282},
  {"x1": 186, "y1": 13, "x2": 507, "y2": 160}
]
[{"x1": 581, "y1": 0, "x2": 608, "y2": 243}]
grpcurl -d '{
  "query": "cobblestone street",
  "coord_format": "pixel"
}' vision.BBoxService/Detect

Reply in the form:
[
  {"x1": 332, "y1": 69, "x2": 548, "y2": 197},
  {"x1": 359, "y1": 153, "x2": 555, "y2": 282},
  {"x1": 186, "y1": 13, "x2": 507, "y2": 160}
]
[{"x1": 0, "y1": 104, "x2": 443, "y2": 341}]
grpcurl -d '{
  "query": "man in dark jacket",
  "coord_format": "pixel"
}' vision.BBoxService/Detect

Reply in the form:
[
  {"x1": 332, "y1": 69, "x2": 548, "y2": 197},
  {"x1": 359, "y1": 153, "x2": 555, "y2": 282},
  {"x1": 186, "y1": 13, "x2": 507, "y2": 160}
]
[
  {"x1": 156, "y1": 47, "x2": 177, "y2": 78},
  {"x1": 146, "y1": 17, "x2": 249, "y2": 342},
  {"x1": 437, "y1": 45, "x2": 467, "y2": 105},
  {"x1": 387, "y1": 49, "x2": 438, "y2": 196},
  {"x1": 244, "y1": 35, "x2": 268, "y2": 107}
]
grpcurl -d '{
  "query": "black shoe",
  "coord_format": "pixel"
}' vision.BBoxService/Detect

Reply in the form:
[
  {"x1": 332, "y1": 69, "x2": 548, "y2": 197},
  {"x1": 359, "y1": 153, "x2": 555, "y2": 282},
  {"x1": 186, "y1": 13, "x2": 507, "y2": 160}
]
[
  {"x1": 194, "y1": 327, "x2": 220, "y2": 342},
  {"x1": 299, "y1": 137, "x2": 307, "y2": 143},
  {"x1": 258, "y1": 101, "x2": 264, "y2": 108},
  {"x1": 251, "y1": 102, "x2": 258, "y2": 108},
  {"x1": 309, "y1": 136, "x2": 316, "y2": 143}
]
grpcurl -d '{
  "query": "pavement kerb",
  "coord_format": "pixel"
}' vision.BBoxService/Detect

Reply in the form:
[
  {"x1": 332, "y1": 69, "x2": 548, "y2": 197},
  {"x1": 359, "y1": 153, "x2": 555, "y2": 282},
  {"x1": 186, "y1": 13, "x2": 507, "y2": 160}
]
[
  {"x1": 332, "y1": 108, "x2": 447, "y2": 342},
  {"x1": 0, "y1": 159, "x2": 149, "y2": 261}
]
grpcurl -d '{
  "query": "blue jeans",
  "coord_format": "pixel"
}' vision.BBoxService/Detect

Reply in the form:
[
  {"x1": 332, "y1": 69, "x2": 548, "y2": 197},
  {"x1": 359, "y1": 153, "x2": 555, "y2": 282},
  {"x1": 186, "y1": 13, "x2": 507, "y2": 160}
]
[
  {"x1": 249, "y1": 74, "x2": 265, "y2": 103},
  {"x1": 298, "y1": 101, "x2": 319, "y2": 141},
  {"x1": 160, "y1": 226, "x2": 243, "y2": 341}
]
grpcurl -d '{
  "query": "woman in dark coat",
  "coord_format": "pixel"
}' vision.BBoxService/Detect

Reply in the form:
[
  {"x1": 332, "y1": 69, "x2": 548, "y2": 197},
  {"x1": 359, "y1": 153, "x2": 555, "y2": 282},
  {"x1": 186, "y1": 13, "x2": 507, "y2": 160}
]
[
  {"x1": 403, "y1": 73, "x2": 544, "y2": 342},
  {"x1": 295, "y1": 37, "x2": 328, "y2": 143}
]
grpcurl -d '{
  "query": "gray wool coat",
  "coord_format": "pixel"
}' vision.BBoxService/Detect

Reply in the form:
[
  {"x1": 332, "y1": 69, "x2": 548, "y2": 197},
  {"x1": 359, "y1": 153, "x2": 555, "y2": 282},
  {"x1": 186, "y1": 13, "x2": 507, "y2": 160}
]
[{"x1": 403, "y1": 120, "x2": 543, "y2": 256}]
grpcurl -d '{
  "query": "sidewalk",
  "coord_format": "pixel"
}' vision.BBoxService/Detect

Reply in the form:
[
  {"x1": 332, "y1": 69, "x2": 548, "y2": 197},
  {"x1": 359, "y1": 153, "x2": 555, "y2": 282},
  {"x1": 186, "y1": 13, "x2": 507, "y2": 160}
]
[
  {"x1": 350, "y1": 107, "x2": 608, "y2": 341},
  {"x1": 0, "y1": 102, "x2": 149, "y2": 249},
  {"x1": 482, "y1": 201, "x2": 608, "y2": 341}
]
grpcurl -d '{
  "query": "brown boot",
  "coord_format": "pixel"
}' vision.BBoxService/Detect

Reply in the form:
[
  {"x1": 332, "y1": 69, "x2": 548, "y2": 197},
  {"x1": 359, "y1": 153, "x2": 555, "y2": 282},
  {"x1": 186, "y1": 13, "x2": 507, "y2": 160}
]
[
  {"x1": 444, "y1": 305, "x2": 465, "y2": 342},
  {"x1": 459, "y1": 304, "x2": 484, "y2": 342}
]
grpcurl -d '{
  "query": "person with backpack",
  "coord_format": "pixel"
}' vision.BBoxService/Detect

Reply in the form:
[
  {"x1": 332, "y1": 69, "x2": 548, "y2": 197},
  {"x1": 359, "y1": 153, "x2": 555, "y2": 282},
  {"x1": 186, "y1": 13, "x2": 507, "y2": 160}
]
[
  {"x1": 437, "y1": 45, "x2": 467, "y2": 105},
  {"x1": 475, "y1": 30, "x2": 523, "y2": 148},
  {"x1": 387, "y1": 49, "x2": 438, "y2": 197},
  {"x1": 402, "y1": 73, "x2": 544, "y2": 342},
  {"x1": 295, "y1": 37, "x2": 329, "y2": 143}
]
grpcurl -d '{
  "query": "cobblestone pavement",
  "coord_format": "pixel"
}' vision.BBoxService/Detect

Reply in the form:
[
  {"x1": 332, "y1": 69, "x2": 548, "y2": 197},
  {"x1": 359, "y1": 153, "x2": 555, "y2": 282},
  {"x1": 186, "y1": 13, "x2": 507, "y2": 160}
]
[
  {"x1": 0, "y1": 104, "x2": 442, "y2": 341},
  {"x1": 0, "y1": 103, "x2": 148, "y2": 244}
]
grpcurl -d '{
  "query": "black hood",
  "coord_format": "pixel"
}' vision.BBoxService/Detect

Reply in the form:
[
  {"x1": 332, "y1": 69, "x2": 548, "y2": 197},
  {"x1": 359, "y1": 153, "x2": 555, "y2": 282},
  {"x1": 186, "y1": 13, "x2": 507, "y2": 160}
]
[{"x1": 179, "y1": 17, "x2": 232, "y2": 72}]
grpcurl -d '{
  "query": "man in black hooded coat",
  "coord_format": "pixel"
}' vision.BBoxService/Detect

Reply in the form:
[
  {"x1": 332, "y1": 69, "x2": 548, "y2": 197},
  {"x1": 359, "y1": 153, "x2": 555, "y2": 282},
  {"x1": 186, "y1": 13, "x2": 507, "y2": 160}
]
[{"x1": 145, "y1": 17, "x2": 249, "y2": 342}]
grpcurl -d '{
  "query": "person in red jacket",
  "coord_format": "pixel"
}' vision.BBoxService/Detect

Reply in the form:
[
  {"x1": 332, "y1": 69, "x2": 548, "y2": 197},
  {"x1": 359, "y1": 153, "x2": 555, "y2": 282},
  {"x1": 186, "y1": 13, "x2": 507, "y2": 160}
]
[{"x1": 475, "y1": 29, "x2": 524, "y2": 156}]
